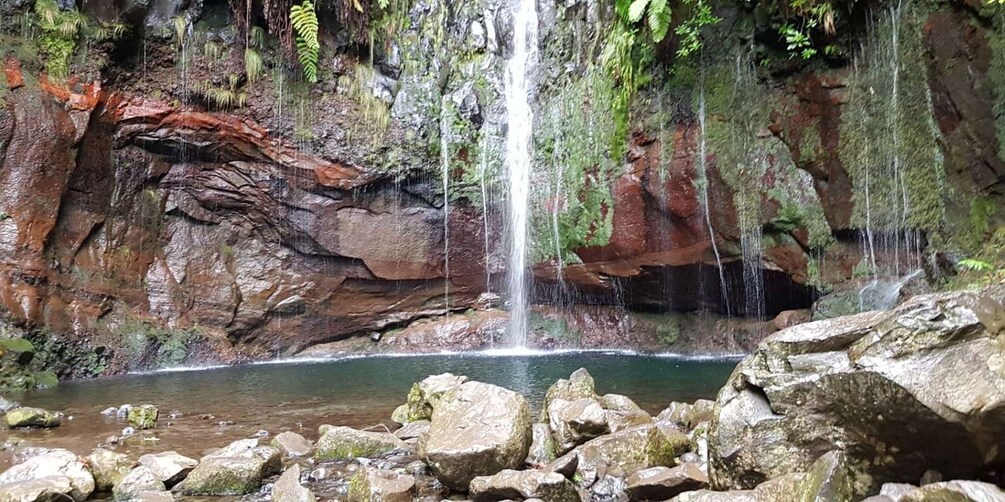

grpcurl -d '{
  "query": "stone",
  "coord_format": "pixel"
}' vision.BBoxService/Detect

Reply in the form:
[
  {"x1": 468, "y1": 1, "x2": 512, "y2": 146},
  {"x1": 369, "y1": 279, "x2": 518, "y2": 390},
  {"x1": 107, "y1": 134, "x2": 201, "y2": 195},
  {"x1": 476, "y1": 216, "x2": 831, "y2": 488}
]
[
  {"x1": 548, "y1": 398, "x2": 610, "y2": 454},
  {"x1": 348, "y1": 467, "x2": 415, "y2": 502},
  {"x1": 113, "y1": 466, "x2": 165, "y2": 501},
  {"x1": 133, "y1": 490, "x2": 173, "y2": 502},
  {"x1": 542, "y1": 369, "x2": 597, "y2": 419},
  {"x1": 5, "y1": 408, "x2": 59, "y2": 428},
  {"x1": 272, "y1": 465, "x2": 316, "y2": 502},
  {"x1": 315, "y1": 426, "x2": 406, "y2": 462},
  {"x1": 393, "y1": 420, "x2": 430, "y2": 441},
  {"x1": 569, "y1": 423, "x2": 690, "y2": 489},
  {"x1": 86, "y1": 448, "x2": 132, "y2": 492},
  {"x1": 0, "y1": 477, "x2": 74, "y2": 502},
  {"x1": 271, "y1": 431, "x2": 313, "y2": 457},
  {"x1": 545, "y1": 452, "x2": 579, "y2": 479},
  {"x1": 423, "y1": 381, "x2": 532, "y2": 490},
  {"x1": 137, "y1": 451, "x2": 197, "y2": 486},
  {"x1": 469, "y1": 469, "x2": 581, "y2": 502},
  {"x1": 590, "y1": 475, "x2": 628, "y2": 501},
  {"x1": 127, "y1": 405, "x2": 158, "y2": 430},
  {"x1": 708, "y1": 288, "x2": 1005, "y2": 494},
  {"x1": 625, "y1": 463, "x2": 708, "y2": 500},
  {"x1": 527, "y1": 423, "x2": 558, "y2": 466},
  {"x1": 899, "y1": 481, "x2": 1005, "y2": 501},
  {"x1": 405, "y1": 373, "x2": 468, "y2": 421},
  {"x1": 0, "y1": 449, "x2": 94, "y2": 500},
  {"x1": 0, "y1": 397, "x2": 18, "y2": 413},
  {"x1": 671, "y1": 473, "x2": 805, "y2": 502},
  {"x1": 178, "y1": 440, "x2": 281, "y2": 495},
  {"x1": 599, "y1": 394, "x2": 652, "y2": 433},
  {"x1": 391, "y1": 404, "x2": 410, "y2": 424}
]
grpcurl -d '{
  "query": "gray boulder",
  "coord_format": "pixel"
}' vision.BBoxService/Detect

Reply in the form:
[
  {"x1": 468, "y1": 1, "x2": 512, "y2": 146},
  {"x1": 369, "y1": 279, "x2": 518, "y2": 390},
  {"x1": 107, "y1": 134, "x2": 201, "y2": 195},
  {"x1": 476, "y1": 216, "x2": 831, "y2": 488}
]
[
  {"x1": 404, "y1": 373, "x2": 468, "y2": 422},
  {"x1": 272, "y1": 465, "x2": 316, "y2": 502},
  {"x1": 86, "y1": 449, "x2": 132, "y2": 492},
  {"x1": 393, "y1": 420, "x2": 430, "y2": 441},
  {"x1": 599, "y1": 394, "x2": 652, "y2": 432},
  {"x1": 548, "y1": 398, "x2": 609, "y2": 454},
  {"x1": 897, "y1": 480, "x2": 1005, "y2": 501},
  {"x1": 0, "y1": 477, "x2": 74, "y2": 502},
  {"x1": 423, "y1": 380, "x2": 532, "y2": 490},
  {"x1": 0, "y1": 449, "x2": 94, "y2": 500},
  {"x1": 113, "y1": 467, "x2": 164, "y2": 501},
  {"x1": 178, "y1": 440, "x2": 280, "y2": 495},
  {"x1": 541, "y1": 369, "x2": 597, "y2": 420},
  {"x1": 4, "y1": 408, "x2": 59, "y2": 429},
  {"x1": 625, "y1": 463, "x2": 708, "y2": 500},
  {"x1": 709, "y1": 288, "x2": 1005, "y2": 494},
  {"x1": 271, "y1": 431, "x2": 313, "y2": 457},
  {"x1": 469, "y1": 469, "x2": 581, "y2": 502},
  {"x1": 559, "y1": 423, "x2": 689, "y2": 489},
  {"x1": 347, "y1": 467, "x2": 414, "y2": 502},
  {"x1": 315, "y1": 426, "x2": 406, "y2": 462},
  {"x1": 137, "y1": 451, "x2": 197, "y2": 486},
  {"x1": 527, "y1": 423, "x2": 558, "y2": 466}
]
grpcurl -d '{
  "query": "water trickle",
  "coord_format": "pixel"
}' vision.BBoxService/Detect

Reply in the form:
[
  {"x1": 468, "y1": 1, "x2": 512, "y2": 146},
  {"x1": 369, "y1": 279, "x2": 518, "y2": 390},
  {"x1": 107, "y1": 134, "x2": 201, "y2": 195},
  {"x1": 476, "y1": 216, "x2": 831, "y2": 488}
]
[
  {"x1": 504, "y1": 0, "x2": 538, "y2": 347},
  {"x1": 696, "y1": 66, "x2": 731, "y2": 316},
  {"x1": 478, "y1": 132, "x2": 493, "y2": 293},
  {"x1": 440, "y1": 96, "x2": 452, "y2": 310}
]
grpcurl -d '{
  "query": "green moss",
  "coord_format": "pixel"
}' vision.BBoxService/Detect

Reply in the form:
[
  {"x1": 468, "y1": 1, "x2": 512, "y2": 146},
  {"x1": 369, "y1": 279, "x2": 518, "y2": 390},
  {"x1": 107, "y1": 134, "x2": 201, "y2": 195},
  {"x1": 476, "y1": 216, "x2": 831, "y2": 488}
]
[
  {"x1": 109, "y1": 318, "x2": 204, "y2": 369},
  {"x1": 0, "y1": 337, "x2": 34, "y2": 354},
  {"x1": 990, "y1": 11, "x2": 1005, "y2": 163}
]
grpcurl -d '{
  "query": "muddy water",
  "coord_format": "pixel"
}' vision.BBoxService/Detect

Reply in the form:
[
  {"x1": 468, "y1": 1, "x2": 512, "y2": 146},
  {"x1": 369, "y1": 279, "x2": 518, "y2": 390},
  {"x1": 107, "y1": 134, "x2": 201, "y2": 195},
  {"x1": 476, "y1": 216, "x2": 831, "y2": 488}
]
[{"x1": 1, "y1": 352, "x2": 737, "y2": 469}]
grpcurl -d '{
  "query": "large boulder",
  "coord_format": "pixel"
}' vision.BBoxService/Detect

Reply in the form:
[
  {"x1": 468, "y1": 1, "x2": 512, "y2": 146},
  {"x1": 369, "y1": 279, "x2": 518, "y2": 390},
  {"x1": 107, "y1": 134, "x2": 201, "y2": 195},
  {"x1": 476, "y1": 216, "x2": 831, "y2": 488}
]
[
  {"x1": 895, "y1": 480, "x2": 1005, "y2": 501},
  {"x1": 541, "y1": 369, "x2": 597, "y2": 419},
  {"x1": 468, "y1": 469, "x2": 581, "y2": 502},
  {"x1": 422, "y1": 380, "x2": 532, "y2": 490},
  {"x1": 178, "y1": 440, "x2": 280, "y2": 495},
  {"x1": 547, "y1": 397, "x2": 610, "y2": 454},
  {"x1": 4, "y1": 408, "x2": 59, "y2": 429},
  {"x1": 272, "y1": 465, "x2": 316, "y2": 502},
  {"x1": 271, "y1": 431, "x2": 313, "y2": 457},
  {"x1": 315, "y1": 426, "x2": 406, "y2": 461},
  {"x1": 347, "y1": 467, "x2": 414, "y2": 502},
  {"x1": 551, "y1": 423, "x2": 690, "y2": 489},
  {"x1": 404, "y1": 373, "x2": 468, "y2": 422},
  {"x1": 708, "y1": 288, "x2": 1005, "y2": 494},
  {"x1": 625, "y1": 463, "x2": 708, "y2": 500},
  {"x1": 0, "y1": 449, "x2": 94, "y2": 500},
  {"x1": 137, "y1": 451, "x2": 197, "y2": 486},
  {"x1": 0, "y1": 477, "x2": 75, "y2": 502},
  {"x1": 86, "y1": 449, "x2": 132, "y2": 492},
  {"x1": 112, "y1": 466, "x2": 165, "y2": 501}
]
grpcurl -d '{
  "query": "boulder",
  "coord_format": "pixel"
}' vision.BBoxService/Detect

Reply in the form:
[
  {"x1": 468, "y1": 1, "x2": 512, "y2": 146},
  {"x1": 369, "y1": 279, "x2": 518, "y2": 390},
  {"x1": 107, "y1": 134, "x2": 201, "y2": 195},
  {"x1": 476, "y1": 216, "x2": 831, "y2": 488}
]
[
  {"x1": 86, "y1": 449, "x2": 132, "y2": 492},
  {"x1": 272, "y1": 465, "x2": 316, "y2": 502},
  {"x1": 527, "y1": 423, "x2": 558, "y2": 466},
  {"x1": 0, "y1": 449, "x2": 94, "y2": 500},
  {"x1": 566, "y1": 423, "x2": 689, "y2": 489},
  {"x1": 625, "y1": 463, "x2": 708, "y2": 500},
  {"x1": 392, "y1": 421, "x2": 430, "y2": 441},
  {"x1": 671, "y1": 473, "x2": 805, "y2": 501},
  {"x1": 178, "y1": 440, "x2": 280, "y2": 495},
  {"x1": 898, "y1": 480, "x2": 1005, "y2": 501},
  {"x1": 547, "y1": 398, "x2": 610, "y2": 454},
  {"x1": 541, "y1": 369, "x2": 597, "y2": 421},
  {"x1": 469, "y1": 469, "x2": 581, "y2": 502},
  {"x1": 127, "y1": 405, "x2": 158, "y2": 430},
  {"x1": 271, "y1": 431, "x2": 313, "y2": 457},
  {"x1": 348, "y1": 467, "x2": 415, "y2": 502},
  {"x1": 599, "y1": 394, "x2": 652, "y2": 432},
  {"x1": 5, "y1": 408, "x2": 59, "y2": 429},
  {"x1": 137, "y1": 451, "x2": 197, "y2": 486},
  {"x1": 315, "y1": 426, "x2": 406, "y2": 461},
  {"x1": 404, "y1": 373, "x2": 468, "y2": 421},
  {"x1": 132, "y1": 491, "x2": 173, "y2": 502},
  {"x1": 0, "y1": 477, "x2": 74, "y2": 502},
  {"x1": 112, "y1": 466, "x2": 165, "y2": 501},
  {"x1": 709, "y1": 288, "x2": 1005, "y2": 494},
  {"x1": 423, "y1": 381, "x2": 532, "y2": 490}
]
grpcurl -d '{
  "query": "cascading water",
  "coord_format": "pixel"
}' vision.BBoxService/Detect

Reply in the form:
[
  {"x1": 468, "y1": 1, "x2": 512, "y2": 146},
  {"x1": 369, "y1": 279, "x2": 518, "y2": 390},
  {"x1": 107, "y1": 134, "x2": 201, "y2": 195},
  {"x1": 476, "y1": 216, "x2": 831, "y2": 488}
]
[
  {"x1": 504, "y1": 0, "x2": 538, "y2": 347},
  {"x1": 440, "y1": 96, "x2": 452, "y2": 309},
  {"x1": 696, "y1": 66, "x2": 731, "y2": 316}
]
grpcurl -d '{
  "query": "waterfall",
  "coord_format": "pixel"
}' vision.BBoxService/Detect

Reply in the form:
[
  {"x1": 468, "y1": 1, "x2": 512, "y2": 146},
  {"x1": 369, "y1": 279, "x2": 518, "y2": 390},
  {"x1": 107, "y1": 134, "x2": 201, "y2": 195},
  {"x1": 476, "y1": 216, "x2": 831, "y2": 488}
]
[
  {"x1": 440, "y1": 97, "x2": 452, "y2": 310},
  {"x1": 504, "y1": 0, "x2": 538, "y2": 347},
  {"x1": 479, "y1": 133, "x2": 493, "y2": 293},
  {"x1": 697, "y1": 68, "x2": 731, "y2": 316}
]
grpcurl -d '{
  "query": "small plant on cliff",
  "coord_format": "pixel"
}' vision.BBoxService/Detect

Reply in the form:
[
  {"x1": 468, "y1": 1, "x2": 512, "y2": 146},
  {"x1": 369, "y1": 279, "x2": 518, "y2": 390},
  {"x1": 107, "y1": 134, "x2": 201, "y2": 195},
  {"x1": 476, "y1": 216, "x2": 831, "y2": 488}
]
[
  {"x1": 291, "y1": 0, "x2": 320, "y2": 83},
  {"x1": 959, "y1": 259, "x2": 994, "y2": 273},
  {"x1": 34, "y1": 0, "x2": 82, "y2": 79}
]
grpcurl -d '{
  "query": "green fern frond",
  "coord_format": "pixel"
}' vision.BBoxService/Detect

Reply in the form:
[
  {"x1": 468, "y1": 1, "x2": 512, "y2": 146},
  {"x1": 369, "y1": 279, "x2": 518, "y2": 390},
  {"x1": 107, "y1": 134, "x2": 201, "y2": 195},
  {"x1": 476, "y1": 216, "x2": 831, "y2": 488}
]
[
  {"x1": 959, "y1": 259, "x2": 994, "y2": 272},
  {"x1": 172, "y1": 16, "x2": 188, "y2": 47},
  {"x1": 244, "y1": 48, "x2": 264, "y2": 83},
  {"x1": 249, "y1": 25, "x2": 267, "y2": 49},
  {"x1": 290, "y1": 0, "x2": 319, "y2": 83}
]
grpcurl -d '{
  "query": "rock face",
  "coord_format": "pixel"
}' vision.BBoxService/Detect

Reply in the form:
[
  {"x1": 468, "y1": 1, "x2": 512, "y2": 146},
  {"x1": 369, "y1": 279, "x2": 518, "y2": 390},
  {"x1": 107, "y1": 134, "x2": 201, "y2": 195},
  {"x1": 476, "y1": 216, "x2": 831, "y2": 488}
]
[
  {"x1": 708, "y1": 287, "x2": 1005, "y2": 494},
  {"x1": 422, "y1": 381, "x2": 533, "y2": 490}
]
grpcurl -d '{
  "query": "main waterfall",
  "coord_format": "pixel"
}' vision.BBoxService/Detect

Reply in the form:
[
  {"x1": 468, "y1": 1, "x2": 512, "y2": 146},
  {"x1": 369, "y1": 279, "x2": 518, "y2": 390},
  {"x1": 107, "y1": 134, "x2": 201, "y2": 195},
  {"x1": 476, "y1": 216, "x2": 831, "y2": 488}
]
[{"x1": 504, "y1": 0, "x2": 538, "y2": 347}]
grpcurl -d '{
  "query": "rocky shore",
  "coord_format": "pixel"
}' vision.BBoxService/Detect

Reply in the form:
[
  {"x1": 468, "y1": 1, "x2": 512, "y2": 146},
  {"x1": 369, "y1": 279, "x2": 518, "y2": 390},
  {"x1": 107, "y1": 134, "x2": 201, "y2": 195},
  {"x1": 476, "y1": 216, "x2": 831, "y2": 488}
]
[{"x1": 1, "y1": 286, "x2": 1003, "y2": 501}]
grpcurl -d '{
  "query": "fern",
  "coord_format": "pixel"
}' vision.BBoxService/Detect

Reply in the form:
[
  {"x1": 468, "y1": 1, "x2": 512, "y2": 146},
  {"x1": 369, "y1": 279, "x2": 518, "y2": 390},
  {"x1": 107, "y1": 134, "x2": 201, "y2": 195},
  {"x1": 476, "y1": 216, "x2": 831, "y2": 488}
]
[
  {"x1": 245, "y1": 47, "x2": 264, "y2": 83},
  {"x1": 290, "y1": 0, "x2": 319, "y2": 83},
  {"x1": 959, "y1": 259, "x2": 994, "y2": 273}
]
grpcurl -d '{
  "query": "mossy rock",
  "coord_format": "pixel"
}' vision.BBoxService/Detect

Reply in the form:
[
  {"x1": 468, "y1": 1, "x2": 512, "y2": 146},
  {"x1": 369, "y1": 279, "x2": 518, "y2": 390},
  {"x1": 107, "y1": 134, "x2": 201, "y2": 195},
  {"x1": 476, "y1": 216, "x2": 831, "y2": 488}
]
[
  {"x1": 179, "y1": 457, "x2": 263, "y2": 496},
  {"x1": 128, "y1": 405, "x2": 159, "y2": 430},
  {"x1": 5, "y1": 407, "x2": 60, "y2": 428},
  {"x1": 0, "y1": 338, "x2": 34, "y2": 354},
  {"x1": 315, "y1": 426, "x2": 406, "y2": 462}
]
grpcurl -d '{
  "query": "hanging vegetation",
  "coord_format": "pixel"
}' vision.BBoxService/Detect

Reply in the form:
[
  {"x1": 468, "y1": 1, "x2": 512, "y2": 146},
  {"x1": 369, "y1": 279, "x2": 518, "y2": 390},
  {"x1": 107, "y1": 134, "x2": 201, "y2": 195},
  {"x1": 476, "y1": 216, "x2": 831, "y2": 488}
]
[{"x1": 290, "y1": 0, "x2": 320, "y2": 83}]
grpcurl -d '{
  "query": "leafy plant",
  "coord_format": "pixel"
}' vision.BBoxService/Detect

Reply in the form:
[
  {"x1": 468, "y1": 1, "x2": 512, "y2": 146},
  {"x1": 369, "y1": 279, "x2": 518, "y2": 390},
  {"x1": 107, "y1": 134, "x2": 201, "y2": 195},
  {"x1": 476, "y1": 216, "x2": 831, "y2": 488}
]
[
  {"x1": 198, "y1": 75, "x2": 248, "y2": 109},
  {"x1": 959, "y1": 259, "x2": 994, "y2": 272},
  {"x1": 291, "y1": 0, "x2": 320, "y2": 83},
  {"x1": 675, "y1": 0, "x2": 721, "y2": 58},
  {"x1": 780, "y1": 23, "x2": 817, "y2": 59},
  {"x1": 244, "y1": 47, "x2": 264, "y2": 83}
]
